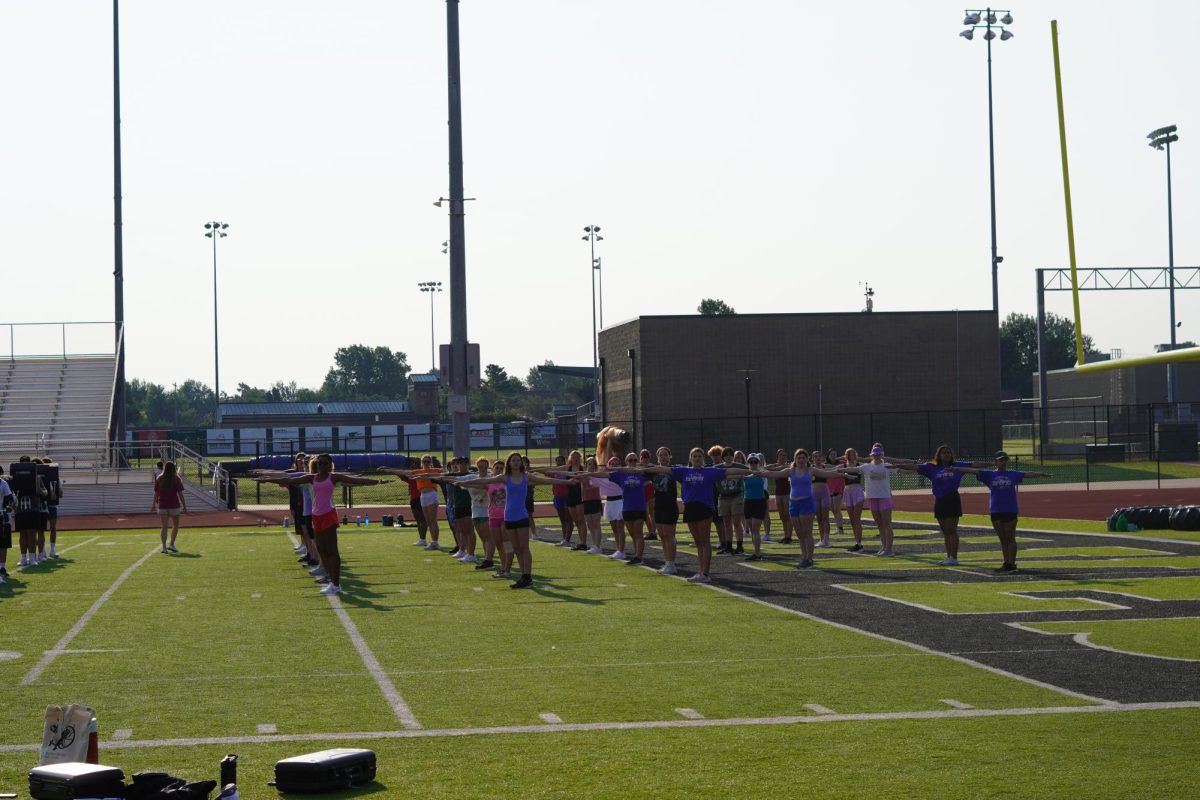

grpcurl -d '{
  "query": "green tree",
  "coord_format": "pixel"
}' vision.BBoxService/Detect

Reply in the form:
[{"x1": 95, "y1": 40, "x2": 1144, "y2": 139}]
[
  {"x1": 698, "y1": 298, "x2": 736, "y2": 316},
  {"x1": 1000, "y1": 312, "x2": 1099, "y2": 397},
  {"x1": 321, "y1": 345, "x2": 411, "y2": 400}
]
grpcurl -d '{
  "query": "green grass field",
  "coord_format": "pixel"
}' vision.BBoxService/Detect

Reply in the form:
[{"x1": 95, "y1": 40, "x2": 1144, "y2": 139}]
[{"x1": 1, "y1": 522, "x2": 1197, "y2": 798}]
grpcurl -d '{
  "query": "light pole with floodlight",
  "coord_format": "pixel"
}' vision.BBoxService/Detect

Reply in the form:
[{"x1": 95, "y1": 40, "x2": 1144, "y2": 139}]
[
  {"x1": 203, "y1": 221, "x2": 228, "y2": 423},
  {"x1": 1148, "y1": 124, "x2": 1180, "y2": 403},
  {"x1": 418, "y1": 280, "x2": 443, "y2": 372},
  {"x1": 583, "y1": 225, "x2": 603, "y2": 417},
  {"x1": 959, "y1": 8, "x2": 1013, "y2": 316}
]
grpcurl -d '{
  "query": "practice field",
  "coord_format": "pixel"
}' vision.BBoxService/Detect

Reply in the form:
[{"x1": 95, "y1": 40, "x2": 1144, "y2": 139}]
[{"x1": 1, "y1": 513, "x2": 1198, "y2": 798}]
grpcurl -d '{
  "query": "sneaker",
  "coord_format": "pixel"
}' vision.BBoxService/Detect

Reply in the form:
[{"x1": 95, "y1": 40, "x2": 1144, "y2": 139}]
[
  {"x1": 735, "y1": 544, "x2": 745, "y2": 554},
  {"x1": 762, "y1": 534, "x2": 772, "y2": 543},
  {"x1": 781, "y1": 538, "x2": 793, "y2": 545},
  {"x1": 493, "y1": 570, "x2": 513, "y2": 579},
  {"x1": 319, "y1": 583, "x2": 342, "y2": 595},
  {"x1": 995, "y1": 562, "x2": 1018, "y2": 573},
  {"x1": 293, "y1": 545, "x2": 305, "y2": 553},
  {"x1": 626, "y1": 557, "x2": 643, "y2": 566},
  {"x1": 939, "y1": 557, "x2": 960, "y2": 566},
  {"x1": 474, "y1": 559, "x2": 495, "y2": 570},
  {"x1": 315, "y1": 576, "x2": 331, "y2": 584},
  {"x1": 0, "y1": 567, "x2": 7, "y2": 577},
  {"x1": 413, "y1": 539, "x2": 428, "y2": 547},
  {"x1": 462, "y1": 554, "x2": 478, "y2": 563},
  {"x1": 37, "y1": 553, "x2": 46, "y2": 563},
  {"x1": 659, "y1": 562, "x2": 678, "y2": 575},
  {"x1": 836, "y1": 527, "x2": 845, "y2": 535},
  {"x1": 847, "y1": 544, "x2": 864, "y2": 553},
  {"x1": 645, "y1": 533, "x2": 658, "y2": 540},
  {"x1": 425, "y1": 542, "x2": 440, "y2": 551},
  {"x1": 309, "y1": 566, "x2": 326, "y2": 577},
  {"x1": 587, "y1": 547, "x2": 602, "y2": 555},
  {"x1": 554, "y1": 539, "x2": 571, "y2": 547},
  {"x1": 686, "y1": 573, "x2": 712, "y2": 584},
  {"x1": 18, "y1": 556, "x2": 26, "y2": 567},
  {"x1": 49, "y1": 550, "x2": 58, "y2": 558},
  {"x1": 877, "y1": 550, "x2": 895, "y2": 557},
  {"x1": 610, "y1": 551, "x2": 628, "y2": 561},
  {"x1": 160, "y1": 548, "x2": 168, "y2": 555},
  {"x1": 745, "y1": 553, "x2": 763, "y2": 561},
  {"x1": 510, "y1": 575, "x2": 533, "y2": 590},
  {"x1": 796, "y1": 559, "x2": 814, "y2": 569},
  {"x1": 453, "y1": 552, "x2": 467, "y2": 561},
  {"x1": 572, "y1": 543, "x2": 589, "y2": 551},
  {"x1": 814, "y1": 541, "x2": 829, "y2": 548},
  {"x1": 167, "y1": 545, "x2": 178, "y2": 553}
]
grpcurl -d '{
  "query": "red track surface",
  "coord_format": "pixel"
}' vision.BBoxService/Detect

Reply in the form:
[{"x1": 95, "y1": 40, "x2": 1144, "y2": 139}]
[{"x1": 893, "y1": 487, "x2": 1200, "y2": 521}]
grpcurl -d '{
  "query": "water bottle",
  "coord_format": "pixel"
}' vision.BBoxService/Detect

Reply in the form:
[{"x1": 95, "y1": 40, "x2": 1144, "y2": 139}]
[
  {"x1": 355, "y1": 515, "x2": 362, "y2": 526},
  {"x1": 364, "y1": 515, "x2": 370, "y2": 526}
]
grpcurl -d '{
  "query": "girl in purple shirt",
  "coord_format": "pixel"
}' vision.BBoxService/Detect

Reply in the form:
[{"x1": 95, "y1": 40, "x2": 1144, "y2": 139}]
[
  {"x1": 895, "y1": 445, "x2": 981, "y2": 566},
  {"x1": 637, "y1": 447, "x2": 750, "y2": 583},
  {"x1": 591, "y1": 452, "x2": 651, "y2": 565},
  {"x1": 951, "y1": 452, "x2": 1049, "y2": 573}
]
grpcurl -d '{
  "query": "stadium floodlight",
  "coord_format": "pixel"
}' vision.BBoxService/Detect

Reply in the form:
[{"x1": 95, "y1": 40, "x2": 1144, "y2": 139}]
[
  {"x1": 1000, "y1": 29, "x2": 1014, "y2": 40},
  {"x1": 203, "y1": 220, "x2": 229, "y2": 422},
  {"x1": 1001, "y1": 12, "x2": 1013, "y2": 24},
  {"x1": 960, "y1": 29, "x2": 975, "y2": 39},
  {"x1": 984, "y1": 29, "x2": 996, "y2": 40},
  {"x1": 418, "y1": 281, "x2": 443, "y2": 370},
  {"x1": 964, "y1": 12, "x2": 980, "y2": 24},
  {"x1": 986, "y1": 11, "x2": 997, "y2": 23},
  {"x1": 582, "y1": 224, "x2": 605, "y2": 415},
  {"x1": 1146, "y1": 125, "x2": 1181, "y2": 400}
]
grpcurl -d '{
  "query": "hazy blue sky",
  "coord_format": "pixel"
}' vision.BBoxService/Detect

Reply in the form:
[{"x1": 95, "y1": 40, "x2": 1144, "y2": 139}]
[{"x1": 1, "y1": 1, "x2": 1195, "y2": 393}]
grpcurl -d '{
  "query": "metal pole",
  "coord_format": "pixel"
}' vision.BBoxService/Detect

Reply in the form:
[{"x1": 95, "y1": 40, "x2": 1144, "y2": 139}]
[
  {"x1": 112, "y1": 0, "x2": 127, "y2": 447},
  {"x1": 590, "y1": 235, "x2": 599, "y2": 416},
  {"x1": 744, "y1": 374, "x2": 751, "y2": 450},
  {"x1": 212, "y1": 229, "x2": 220, "y2": 423},
  {"x1": 445, "y1": 0, "x2": 470, "y2": 459},
  {"x1": 429, "y1": 288, "x2": 436, "y2": 371},
  {"x1": 1166, "y1": 140, "x2": 1177, "y2": 404},
  {"x1": 1036, "y1": 270, "x2": 1050, "y2": 457},
  {"x1": 986, "y1": 11, "x2": 999, "y2": 316},
  {"x1": 597, "y1": 257, "x2": 604, "y2": 329}
]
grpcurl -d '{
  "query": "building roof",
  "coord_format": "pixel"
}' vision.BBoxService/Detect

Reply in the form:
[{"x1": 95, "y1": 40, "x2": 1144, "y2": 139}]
[
  {"x1": 219, "y1": 401, "x2": 409, "y2": 416},
  {"x1": 408, "y1": 373, "x2": 441, "y2": 385}
]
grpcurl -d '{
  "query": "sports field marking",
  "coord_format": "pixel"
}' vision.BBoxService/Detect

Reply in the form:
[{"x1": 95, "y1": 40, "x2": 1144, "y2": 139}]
[
  {"x1": 696, "y1": 582, "x2": 1115, "y2": 705},
  {"x1": 833, "y1": 576, "x2": 1200, "y2": 615},
  {"x1": 675, "y1": 708, "x2": 704, "y2": 719},
  {"x1": 3, "y1": 701, "x2": 1195, "y2": 753},
  {"x1": 327, "y1": 594, "x2": 422, "y2": 730},
  {"x1": 538, "y1": 713, "x2": 563, "y2": 724},
  {"x1": 804, "y1": 704, "x2": 836, "y2": 715},
  {"x1": 940, "y1": 699, "x2": 974, "y2": 709},
  {"x1": 251, "y1": 592, "x2": 262, "y2": 599},
  {"x1": 112, "y1": 729, "x2": 132, "y2": 740},
  {"x1": 1007, "y1": 617, "x2": 1200, "y2": 662},
  {"x1": 19, "y1": 544, "x2": 160, "y2": 686},
  {"x1": 0, "y1": 652, "x2": 19, "y2": 661},
  {"x1": 472, "y1": 587, "x2": 484, "y2": 592},
  {"x1": 175, "y1": 595, "x2": 186, "y2": 600},
  {"x1": 256, "y1": 724, "x2": 277, "y2": 734},
  {"x1": 57, "y1": 536, "x2": 100, "y2": 554}
]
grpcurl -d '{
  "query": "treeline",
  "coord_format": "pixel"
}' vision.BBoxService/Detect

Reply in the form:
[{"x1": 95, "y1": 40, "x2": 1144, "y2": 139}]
[{"x1": 126, "y1": 343, "x2": 592, "y2": 429}]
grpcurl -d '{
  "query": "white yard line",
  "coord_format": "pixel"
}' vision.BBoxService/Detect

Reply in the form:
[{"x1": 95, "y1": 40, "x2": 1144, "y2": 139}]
[
  {"x1": 1005, "y1": 619, "x2": 1200, "y2": 663},
  {"x1": 939, "y1": 699, "x2": 974, "y2": 710},
  {"x1": 56, "y1": 536, "x2": 101, "y2": 554},
  {"x1": 327, "y1": 594, "x2": 422, "y2": 730},
  {"x1": 698, "y1": 582, "x2": 1116, "y2": 705},
  {"x1": 538, "y1": 713, "x2": 563, "y2": 724},
  {"x1": 1, "y1": 701, "x2": 1195, "y2": 753},
  {"x1": 675, "y1": 708, "x2": 704, "y2": 719},
  {"x1": 804, "y1": 704, "x2": 836, "y2": 715},
  {"x1": 256, "y1": 724, "x2": 277, "y2": 734},
  {"x1": 111, "y1": 729, "x2": 133, "y2": 740},
  {"x1": 20, "y1": 545, "x2": 160, "y2": 686}
]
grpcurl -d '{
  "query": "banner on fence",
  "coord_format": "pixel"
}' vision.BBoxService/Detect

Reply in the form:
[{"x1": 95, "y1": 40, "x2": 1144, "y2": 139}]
[
  {"x1": 240, "y1": 428, "x2": 267, "y2": 455},
  {"x1": 370, "y1": 424, "x2": 398, "y2": 451},
  {"x1": 303, "y1": 426, "x2": 332, "y2": 452},
  {"x1": 207, "y1": 429, "x2": 234, "y2": 455},
  {"x1": 339, "y1": 425, "x2": 367, "y2": 451}
]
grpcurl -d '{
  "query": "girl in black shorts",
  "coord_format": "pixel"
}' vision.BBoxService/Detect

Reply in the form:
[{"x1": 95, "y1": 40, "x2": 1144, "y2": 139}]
[{"x1": 651, "y1": 447, "x2": 680, "y2": 574}]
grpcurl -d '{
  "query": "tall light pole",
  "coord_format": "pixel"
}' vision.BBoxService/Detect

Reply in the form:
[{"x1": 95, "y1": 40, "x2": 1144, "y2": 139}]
[
  {"x1": 418, "y1": 281, "x2": 442, "y2": 372},
  {"x1": 583, "y1": 225, "x2": 603, "y2": 417},
  {"x1": 594, "y1": 256, "x2": 604, "y2": 328},
  {"x1": 1149, "y1": 124, "x2": 1180, "y2": 404},
  {"x1": 204, "y1": 221, "x2": 228, "y2": 423},
  {"x1": 112, "y1": 0, "x2": 126, "y2": 449},
  {"x1": 960, "y1": 8, "x2": 1013, "y2": 315}
]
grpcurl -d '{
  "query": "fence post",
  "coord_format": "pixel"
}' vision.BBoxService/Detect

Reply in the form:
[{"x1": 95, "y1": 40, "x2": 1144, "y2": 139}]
[
  {"x1": 1085, "y1": 453, "x2": 1090, "y2": 490},
  {"x1": 255, "y1": 440, "x2": 261, "y2": 504},
  {"x1": 1157, "y1": 448, "x2": 1161, "y2": 489}
]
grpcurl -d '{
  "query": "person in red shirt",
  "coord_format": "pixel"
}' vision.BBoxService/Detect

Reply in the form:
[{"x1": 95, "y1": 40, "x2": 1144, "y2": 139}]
[{"x1": 151, "y1": 461, "x2": 188, "y2": 553}]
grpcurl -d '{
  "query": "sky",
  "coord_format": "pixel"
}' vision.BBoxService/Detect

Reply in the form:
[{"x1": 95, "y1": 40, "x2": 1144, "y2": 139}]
[{"x1": 0, "y1": 1, "x2": 1196, "y2": 393}]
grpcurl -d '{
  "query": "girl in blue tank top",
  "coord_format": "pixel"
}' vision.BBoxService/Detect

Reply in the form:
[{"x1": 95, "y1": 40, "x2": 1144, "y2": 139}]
[
  {"x1": 758, "y1": 449, "x2": 845, "y2": 570},
  {"x1": 451, "y1": 452, "x2": 576, "y2": 591}
]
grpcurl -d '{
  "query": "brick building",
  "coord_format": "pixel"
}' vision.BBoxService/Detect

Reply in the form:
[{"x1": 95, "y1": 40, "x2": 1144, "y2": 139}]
[{"x1": 597, "y1": 310, "x2": 1001, "y2": 459}]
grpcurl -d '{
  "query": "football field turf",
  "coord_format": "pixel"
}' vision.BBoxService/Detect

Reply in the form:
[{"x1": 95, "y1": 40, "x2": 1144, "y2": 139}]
[{"x1": 1, "y1": 518, "x2": 1197, "y2": 798}]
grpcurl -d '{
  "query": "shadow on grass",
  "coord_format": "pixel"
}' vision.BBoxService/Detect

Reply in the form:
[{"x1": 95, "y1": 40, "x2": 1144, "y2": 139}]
[{"x1": 275, "y1": 780, "x2": 392, "y2": 798}]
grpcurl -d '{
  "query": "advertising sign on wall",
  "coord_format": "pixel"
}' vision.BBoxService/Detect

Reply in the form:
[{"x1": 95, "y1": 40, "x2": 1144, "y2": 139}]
[
  {"x1": 240, "y1": 428, "x2": 267, "y2": 455},
  {"x1": 206, "y1": 429, "x2": 234, "y2": 456}
]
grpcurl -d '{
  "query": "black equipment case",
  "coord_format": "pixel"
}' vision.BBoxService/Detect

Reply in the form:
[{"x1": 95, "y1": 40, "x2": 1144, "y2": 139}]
[
  {"x1": 28, "y1": 761, "x2": 125, "y2": 799},
  {"x1": 273, "y1": 748, "x2": 376, "y2": 793}
]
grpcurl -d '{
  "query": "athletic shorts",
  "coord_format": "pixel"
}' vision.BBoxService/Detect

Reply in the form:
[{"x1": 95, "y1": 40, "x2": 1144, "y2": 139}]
[
  {"x1": 933, "y1": 492, "x2": 963, "y2": 520},
  {"x1": 454, "y1": 504, "x2": 471, "y2": 521},
  {"x1": 47, "y1": 506, "x2": 58, "y2": 520},
  {"x1": 622, "y1": 509, "x2": 646, "y2": 522},
  {"x1": 813, "y1": 486, "x2": 830, "y2": 510},
  {"x1": 159, "y1": 509, "x2": 181, "y2": 519},
  {"x1": 504, "y1": 518, "x2": 530, "y2": 530},
  {"x1": 789, "y1": 497, "x2": 816, "y2": 517},
  {"x1": 990, "y1": 511, "x2": 1018, "y2": 523},
  {"x1": 603, "y1": 498, "x2": 623, "y2": 522},
  {"x1": 583, "y1": 499, "x2": 602, "y2": 515},
  {"x1": 553, "y1": 496, "x2": 568, "y2": 512},
  {"x1": 0, "y1": 521, "x2": 11, "y2": 550},
  {"x1": 866, "y1": 498, "x2": 894, "y2": 513},
  {"x1": 15, "y1": 512, "x2": 45, "y2": 532},
  {"x1": 774, "y1": 494, "x2": 790, "y2": 512},
  {"x1": 488, "y1": 517, "x2": 503, "y2": 530},
  {"x1": 446, "y1": 505, "x2": 457, "y2": 526},
  {"x1": 567, "y1": 484, "x2": 583, "y2": 508},
  {"x1": 743, "y1": 498, "x2": 768, "y2": 520},
  {"x1": 312, "y1": 509, "x2": 339, "y2": 534},
  {"x1": 717, "y1": 495, "x2": 744, "y2": 518},
  {"x1": 420, "y1": 489, "x2": 440, "y2": 507},
  {"x1": 682, "y1": 501, "x2": 714, "y2": 523},
  {"x1": 842, "y1": 485, "x2": 865, "y2": 507},
  {"x1": 654, "y1": 503, "x2": 679, "y2": 525},
  {"x1": 472, "y1": 515, "x2": 488, "y2": 525}
]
